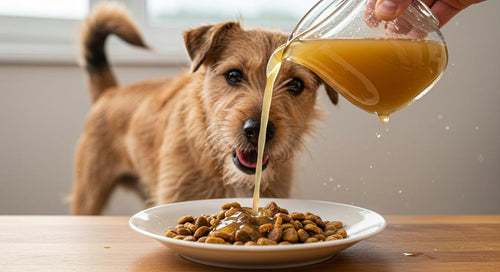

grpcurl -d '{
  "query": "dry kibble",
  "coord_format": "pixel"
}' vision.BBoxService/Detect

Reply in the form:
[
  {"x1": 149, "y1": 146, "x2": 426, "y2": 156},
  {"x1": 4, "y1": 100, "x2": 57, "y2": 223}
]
[
  {"x1": 176, "y1": 227, "x2": 191, "y2": 236},
  {"x1": 279, "y1": 208, "x2": 289, "y2": 214},
  {"x1": 305, "y1": 237, "x2": 319, "y2": 243},
  {"x1": 257, "y1": 238, "x2": 278, "y2": 245},
  {"x1": 177, "y1": 215, "x2": 195, "y2": 224},
  {"x1": 336, "y1": 228, "x2": 347, "y2": 238},
  {"x1": 244, "y1": 241, "x2": 257, "y2": 246},
  {"x1": 305, "y1": 214, "x2": 318, "y2": 221},
  {"x1": 312, "y1": 234, "x2": 326, "y2": 241},
  {"x1": 233, "y1": 241, "x2": 244, "y2": 245},
  {"x1": 274, "y1": 217, "x2": 283, "y2": 228},
  {"x1": 279, "y1": 241, "x2": 292, "y2": 245},
  {"x1": 301, "y1": 220, "x2": 315, "y2": 226},
  {"x1": 297, "y1": 229, "x2": 310, "y2": 242},
  {"x1": 193, "y1": 226, "x2": 210, "y2": 239},
  {"x1": 281, "y1": 223, "x2": 294, "y2": 229},
  {"x1": 268, "y1": 228, "x2": 283, "y2": 242},
  {"x1": 290, "y1": 212, "x2": 305, "y2": 220},
  {"x1": 184, "y1": 222, "x2": 197, "y2": 233},
  {"x1": 315, "y1": 219, "x2": 326, "y2": 229},
  {"x1": 165, "y1": 230, "x2": 177, "y2": 238},
  {"x1": 194, "y1": 216, "x2": 210, "y2": 229},
  {"x1": 326, "y1": 221, "x2": 343, "y2": 230},
  {"x1": 183, "y1": 236, "x2": 196, "y2": 241},
  {"x1": 304, "y1": 224, "x2": 323, "y2": 234},
  {"x1": 174, "y1": 235, "x2": 186, "y2": 240},
  {"x1": 221, "y1": 202, "x2": 241, "y2": 210},
  {"x1": 275, "y1": 213, "x2": 291, "y2": 222},
  {"x1": 282, "y1": 228, "x2": 298, "y2": 243},
  {"x1": 197, "y1": 236, "x2": 208, "y2": 243},
  {"x1": 291, "y1": 220, "x2": 303, "y2": 230},
  {"x1": 264, "y1": 201, "x2": 280, "y2": 214},
  {"x1": 325, "y1": 235, "x2": 340, "y2": 241},
  {"x1": 324, "y1": 230, "x2": 337, "y2": 237},
  {"x1": 259, "y1": 223, "x2": 274, "y2": 233},
  {"x1": 205, "y1": 237, "x2": 226, "y2": 244}
]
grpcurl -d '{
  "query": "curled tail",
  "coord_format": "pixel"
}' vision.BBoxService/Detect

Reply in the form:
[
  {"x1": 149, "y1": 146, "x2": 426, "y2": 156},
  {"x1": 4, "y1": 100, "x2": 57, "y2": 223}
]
[{"x1": 80, "y1": 2, "x2": 148, "y2": 102}]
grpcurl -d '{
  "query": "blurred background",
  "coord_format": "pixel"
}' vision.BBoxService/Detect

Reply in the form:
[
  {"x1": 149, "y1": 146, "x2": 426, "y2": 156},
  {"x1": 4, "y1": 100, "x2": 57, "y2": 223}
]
[{"x1": 0, "y1": 0, "x2": 498, "y2": 215}]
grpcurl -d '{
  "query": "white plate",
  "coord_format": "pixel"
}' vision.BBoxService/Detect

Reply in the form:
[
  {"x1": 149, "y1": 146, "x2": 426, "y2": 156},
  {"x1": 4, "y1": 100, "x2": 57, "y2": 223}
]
[{"x1": 129, "y1": 198, "x2": 386, "y2": 269}]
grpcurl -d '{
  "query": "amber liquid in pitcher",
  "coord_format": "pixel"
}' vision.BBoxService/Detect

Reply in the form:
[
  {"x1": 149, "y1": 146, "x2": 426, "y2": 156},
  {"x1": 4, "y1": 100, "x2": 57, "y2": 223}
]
[
  {"x1": 284, "y1": 38, "x2": 448, "y2": 123},
  {"x1": 253, "y1": 38, "x2": 447, "y2": 213}
]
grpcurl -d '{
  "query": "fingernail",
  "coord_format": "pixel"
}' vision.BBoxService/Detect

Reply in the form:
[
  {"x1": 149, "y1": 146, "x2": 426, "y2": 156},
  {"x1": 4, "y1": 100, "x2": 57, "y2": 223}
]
[{"x1": 377, "y1": 0, "x2": 398, "y2": 18}]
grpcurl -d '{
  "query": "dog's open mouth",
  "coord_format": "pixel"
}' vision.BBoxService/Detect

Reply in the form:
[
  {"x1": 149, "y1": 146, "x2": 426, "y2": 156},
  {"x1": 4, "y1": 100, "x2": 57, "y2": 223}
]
[{"x1": 232, "y1": 150, "x2": 270, "y2": 174}]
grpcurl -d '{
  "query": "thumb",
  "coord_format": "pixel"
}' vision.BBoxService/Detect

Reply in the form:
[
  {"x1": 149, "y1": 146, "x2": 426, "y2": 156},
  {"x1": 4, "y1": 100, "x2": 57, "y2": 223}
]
[{"x1": 375, "y1": 0, "x2": 413, "y2": 21}]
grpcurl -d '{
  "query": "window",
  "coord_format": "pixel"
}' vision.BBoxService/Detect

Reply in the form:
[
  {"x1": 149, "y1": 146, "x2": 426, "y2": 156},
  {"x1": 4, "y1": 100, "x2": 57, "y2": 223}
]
[
  {"x1": 0, "y1": 0, "x2": 88, "y2": 19},
  {"x1": 0, "y1": 0, "x2": 315, "y2": 65},
  {"x1": 147, "y1": 0, "x2": 312, "y2": 29}
]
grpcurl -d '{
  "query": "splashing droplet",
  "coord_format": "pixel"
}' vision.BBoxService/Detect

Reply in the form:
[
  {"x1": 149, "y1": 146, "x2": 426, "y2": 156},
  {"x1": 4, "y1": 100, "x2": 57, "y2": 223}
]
[
  {"x1": 322, "y1": 182, "x2": 327, "y2": 186},
  {"x1": 398, "y1": 189, "x2": 403, "y2": 194},
  {"x1": 337, "y1": 184, "x2": 341, "y2": 188},
  {"x1": 437, "y1": 114, "x2": 443, "y2": 119},
  {"x1": 376, "y1": 133, "x2": 381, "y2": 139},
  {"x1": 445, "y1": 125, "x2": 451, "y2": 131},
  {"x1": 369, "y1": 165, "x2": 373, "y2": 169},
  {"x1": 329, "y1": 177, "x2": 334, "y2": 182},
  {"x1": 378, "y1": 114, "x2": 389, "y2": 124}
]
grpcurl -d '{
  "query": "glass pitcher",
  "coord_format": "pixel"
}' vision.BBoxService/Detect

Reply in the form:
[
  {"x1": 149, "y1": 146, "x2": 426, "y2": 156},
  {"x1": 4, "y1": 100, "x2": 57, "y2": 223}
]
[{"x1": 281, "y1": 0, "x2": 448, "y2": 123}]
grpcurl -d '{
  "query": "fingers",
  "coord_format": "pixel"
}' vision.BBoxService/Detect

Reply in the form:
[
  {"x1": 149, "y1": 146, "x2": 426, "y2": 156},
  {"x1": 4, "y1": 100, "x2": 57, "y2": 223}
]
[
  {"x1": 375, "y1": 0, "x2": 413, "y2": 21},
  {"x1": 431, "y1": 1, "x2": 461, "y2": 27}
]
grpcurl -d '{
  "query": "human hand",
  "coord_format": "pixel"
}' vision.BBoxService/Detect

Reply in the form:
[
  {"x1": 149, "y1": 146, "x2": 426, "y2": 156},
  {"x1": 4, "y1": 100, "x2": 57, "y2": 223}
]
[{"x1": 375, "y1": 0, "x2": 485, "y2": 27}]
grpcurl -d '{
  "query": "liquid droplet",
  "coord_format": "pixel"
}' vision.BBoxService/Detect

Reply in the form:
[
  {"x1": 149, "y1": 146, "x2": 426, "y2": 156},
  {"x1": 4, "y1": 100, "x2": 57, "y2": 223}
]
[
  {"x1": 398, "y1": 189, "x2": 403, "y2": 194},
  {"x1": 403, "y1": 252, "x2": 423, "y2": 257},
  {"x1": 445, "y1": 125, "x2": 451, "y2": 131},
  {"x1": 378, "y1": 114, "x2": 390, "y2": 124},
  {"x1": 376, "y1": 133, "x2": 381, "y2": 139},
  {"x1": 369, "y1": 165, "x2": 373, "y2": 169}
]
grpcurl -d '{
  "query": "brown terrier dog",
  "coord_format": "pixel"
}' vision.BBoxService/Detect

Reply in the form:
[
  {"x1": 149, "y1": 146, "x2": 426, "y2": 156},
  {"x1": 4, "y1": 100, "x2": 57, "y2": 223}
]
[{"x1": 72, "y1": 3, "x2": 337, "y2": 215}]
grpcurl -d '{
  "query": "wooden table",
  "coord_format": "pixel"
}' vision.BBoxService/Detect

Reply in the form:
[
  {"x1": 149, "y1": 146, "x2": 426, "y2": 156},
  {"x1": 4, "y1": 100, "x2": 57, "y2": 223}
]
[{"x1": 0, "y1": 215, "x2": 498, "y2": 271}]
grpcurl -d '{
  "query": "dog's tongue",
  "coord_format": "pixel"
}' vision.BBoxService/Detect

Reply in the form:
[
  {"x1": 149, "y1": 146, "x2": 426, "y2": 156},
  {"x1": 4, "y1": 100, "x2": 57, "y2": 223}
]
[{"x1": 236, "y1": 150, "x2": 269, "y2": 168}]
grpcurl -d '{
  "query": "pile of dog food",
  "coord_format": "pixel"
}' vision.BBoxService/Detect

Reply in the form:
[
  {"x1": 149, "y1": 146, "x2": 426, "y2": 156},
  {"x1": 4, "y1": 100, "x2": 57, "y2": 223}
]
[{"x1": 165, "y1": 201, "x2": 347, "y2": 245}]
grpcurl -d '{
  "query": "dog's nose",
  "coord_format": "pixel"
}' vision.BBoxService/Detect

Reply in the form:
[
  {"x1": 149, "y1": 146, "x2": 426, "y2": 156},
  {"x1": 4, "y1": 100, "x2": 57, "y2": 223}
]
[{"x1": 242, "y1": 119, "x2": 275, "y2": 146}]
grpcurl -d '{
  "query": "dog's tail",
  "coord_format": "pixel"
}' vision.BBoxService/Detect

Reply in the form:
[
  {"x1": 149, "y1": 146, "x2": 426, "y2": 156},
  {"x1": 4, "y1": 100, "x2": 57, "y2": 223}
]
[{"x1": 80, "y1": 2, "x2": 148, "y2": 102}]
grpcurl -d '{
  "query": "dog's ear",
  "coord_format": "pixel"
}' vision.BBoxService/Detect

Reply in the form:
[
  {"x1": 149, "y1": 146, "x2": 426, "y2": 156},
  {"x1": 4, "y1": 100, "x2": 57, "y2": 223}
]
[
  {"x1": 183, "y1": 21, "x2": 242, "y2": 72},
  {"x1": 324, "y1": 83, "x2": 339, "y2": 105}
]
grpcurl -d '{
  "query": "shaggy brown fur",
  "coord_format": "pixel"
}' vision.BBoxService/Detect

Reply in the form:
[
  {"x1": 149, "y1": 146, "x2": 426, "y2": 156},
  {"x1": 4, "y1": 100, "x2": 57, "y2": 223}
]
[{"x1": 72, "y1": 3, "x2": 337, "y2": 215}]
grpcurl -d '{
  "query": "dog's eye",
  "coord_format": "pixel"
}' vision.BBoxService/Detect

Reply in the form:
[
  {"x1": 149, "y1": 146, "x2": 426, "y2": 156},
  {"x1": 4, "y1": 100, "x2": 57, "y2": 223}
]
[
  {"x1": 225, "y1": 70, "x2": 244, "y2": 86},
  {"x1": 286, "y1": 78, "x2": 304, "y2": 96}
]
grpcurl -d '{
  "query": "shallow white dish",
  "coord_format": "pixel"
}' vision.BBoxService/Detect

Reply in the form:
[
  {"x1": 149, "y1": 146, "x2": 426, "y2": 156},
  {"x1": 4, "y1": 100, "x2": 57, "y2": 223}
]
[{"x1": 129, "y1": 198, "x2": 386, "y2": 269}]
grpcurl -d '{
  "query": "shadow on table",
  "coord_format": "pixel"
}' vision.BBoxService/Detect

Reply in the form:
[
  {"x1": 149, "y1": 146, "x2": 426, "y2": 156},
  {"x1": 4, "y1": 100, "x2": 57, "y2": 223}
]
[{"x1": 131, "y1": 243, "x2": 391, "y2": 272}]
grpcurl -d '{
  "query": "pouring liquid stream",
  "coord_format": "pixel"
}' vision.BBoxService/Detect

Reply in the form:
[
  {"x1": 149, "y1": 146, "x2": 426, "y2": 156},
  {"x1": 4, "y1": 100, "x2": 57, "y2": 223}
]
[{"x1": 252, "y1": 38, "x2": 447, "y2": 214}]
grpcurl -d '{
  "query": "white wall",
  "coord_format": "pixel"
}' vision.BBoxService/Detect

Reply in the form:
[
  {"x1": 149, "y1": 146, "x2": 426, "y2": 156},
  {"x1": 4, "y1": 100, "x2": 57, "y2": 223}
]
[{"x1": 0, "y1": 1, "x2": 498, "y2": 215}]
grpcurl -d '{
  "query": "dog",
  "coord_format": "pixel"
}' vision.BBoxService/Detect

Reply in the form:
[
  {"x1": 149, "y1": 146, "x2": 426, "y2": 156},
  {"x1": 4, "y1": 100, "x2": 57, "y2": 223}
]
[{"x1": 72, "y1": 3, "x2": 337, "y2": 215}]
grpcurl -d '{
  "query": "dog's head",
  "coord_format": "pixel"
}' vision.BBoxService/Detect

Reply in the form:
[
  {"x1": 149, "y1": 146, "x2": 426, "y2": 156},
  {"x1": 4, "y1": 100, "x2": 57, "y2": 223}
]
[{"x1": 183, "y1": 22, "x2": 337, "y2": 191}]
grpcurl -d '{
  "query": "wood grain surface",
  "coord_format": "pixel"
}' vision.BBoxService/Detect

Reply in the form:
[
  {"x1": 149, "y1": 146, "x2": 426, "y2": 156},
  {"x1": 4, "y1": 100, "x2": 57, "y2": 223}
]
[{"x1": 0, "y1": 215, "x2": 498, "y2": 271}]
